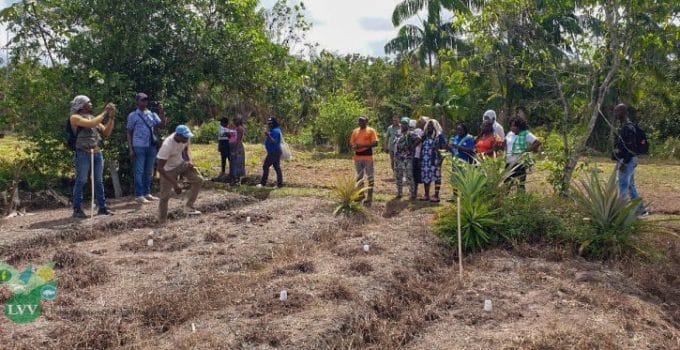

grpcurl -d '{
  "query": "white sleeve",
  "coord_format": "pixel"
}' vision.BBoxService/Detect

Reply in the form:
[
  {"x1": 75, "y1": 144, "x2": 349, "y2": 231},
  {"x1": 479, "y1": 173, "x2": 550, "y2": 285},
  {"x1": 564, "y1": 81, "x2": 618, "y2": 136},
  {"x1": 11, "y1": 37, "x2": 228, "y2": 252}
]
[
  {"x1": 157, "y1": 141, "x2": 170, "y2": 160},
  {"x1": 526, "y1": 132, "x2": 537, "y2": 145},
  {"x1": 495, "y1": 123, "x2": 505, "y2": 140}
]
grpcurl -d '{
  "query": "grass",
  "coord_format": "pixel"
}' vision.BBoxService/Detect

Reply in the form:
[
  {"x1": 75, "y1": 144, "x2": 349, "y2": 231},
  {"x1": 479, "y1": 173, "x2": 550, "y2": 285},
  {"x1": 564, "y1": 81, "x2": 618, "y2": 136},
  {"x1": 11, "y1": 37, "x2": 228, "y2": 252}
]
[{"x1": 2, "y1": 135, "x2": 680, "y2": 213}]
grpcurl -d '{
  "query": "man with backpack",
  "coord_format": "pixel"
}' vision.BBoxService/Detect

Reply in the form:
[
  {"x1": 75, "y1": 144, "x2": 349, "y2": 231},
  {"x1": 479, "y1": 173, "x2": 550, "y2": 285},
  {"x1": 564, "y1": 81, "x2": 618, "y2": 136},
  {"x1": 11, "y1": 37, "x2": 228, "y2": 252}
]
[
  {"x1": 612, "y1": 103, "x2": 649, "y2": 217},
  {"x1": 68, "y1": 95, "x2": 116, "y2": 218},
  {"x1": 126, "y1": 93, "x2": 168, "y2": 204}
]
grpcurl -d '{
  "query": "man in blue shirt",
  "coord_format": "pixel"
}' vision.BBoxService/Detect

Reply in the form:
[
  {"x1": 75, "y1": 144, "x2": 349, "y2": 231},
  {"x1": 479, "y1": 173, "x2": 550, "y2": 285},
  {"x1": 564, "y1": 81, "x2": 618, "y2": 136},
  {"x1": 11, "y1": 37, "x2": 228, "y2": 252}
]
[
  {"x1": 257, "y1": 116, "x2": 284, "y2": 188},
  {"x1": 127, "y1": 92, "x2": 168, "y2": 203}
]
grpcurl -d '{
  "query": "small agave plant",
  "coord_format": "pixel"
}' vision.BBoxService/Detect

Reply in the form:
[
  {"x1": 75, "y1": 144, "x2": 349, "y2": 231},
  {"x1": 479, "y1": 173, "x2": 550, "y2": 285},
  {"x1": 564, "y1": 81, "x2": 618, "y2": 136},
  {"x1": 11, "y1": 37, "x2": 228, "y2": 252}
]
[{"x1": 332, "y1": 176, "x2": 371, "y2": 216}]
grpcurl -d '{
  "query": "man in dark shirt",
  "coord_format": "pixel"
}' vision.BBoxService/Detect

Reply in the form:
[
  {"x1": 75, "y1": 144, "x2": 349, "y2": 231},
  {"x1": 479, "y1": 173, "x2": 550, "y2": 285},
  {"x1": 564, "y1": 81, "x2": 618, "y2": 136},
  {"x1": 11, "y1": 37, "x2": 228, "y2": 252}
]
[{"x1": 612, "y1": 103, "x2": 648, "y2": 217}]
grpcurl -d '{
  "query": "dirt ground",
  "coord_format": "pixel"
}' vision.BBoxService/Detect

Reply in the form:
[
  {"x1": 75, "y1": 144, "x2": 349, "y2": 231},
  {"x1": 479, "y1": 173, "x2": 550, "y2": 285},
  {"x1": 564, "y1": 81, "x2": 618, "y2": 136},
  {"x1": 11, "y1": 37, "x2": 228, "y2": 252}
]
[{"x1": 0, "y1": 151, "x2": 679, "y2": 349}]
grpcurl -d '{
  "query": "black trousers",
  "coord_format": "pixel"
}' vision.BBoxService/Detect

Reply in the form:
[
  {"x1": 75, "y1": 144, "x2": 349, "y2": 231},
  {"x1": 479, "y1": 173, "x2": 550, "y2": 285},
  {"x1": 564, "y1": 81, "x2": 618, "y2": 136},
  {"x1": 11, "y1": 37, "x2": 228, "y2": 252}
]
[
  {"x1": 218, "y1": 141, "x2": 230, "y2": 174},
  {"x1": 506, "y1": 163, "x2": 527, "y2": 191},
  {"x1": 261, "y1": 151, "x2": 283, "y2": 186}
]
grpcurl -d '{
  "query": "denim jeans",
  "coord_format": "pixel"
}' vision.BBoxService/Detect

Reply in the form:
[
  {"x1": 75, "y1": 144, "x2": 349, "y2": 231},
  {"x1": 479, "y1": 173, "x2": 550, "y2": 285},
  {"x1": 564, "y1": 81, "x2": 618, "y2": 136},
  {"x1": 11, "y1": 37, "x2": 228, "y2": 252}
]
[
  {"x1": 73, "y1": 150, "x2": 106, "y2": 210},
  {"x1": 618, "y1": 157, "x2": 646, "y2": 213},
  {"x1": 260, "y1": 151, "x2": 283, "y2": 186},
  {"x1": 133, "y1": 146, "x2": 157, "y2": 197}
]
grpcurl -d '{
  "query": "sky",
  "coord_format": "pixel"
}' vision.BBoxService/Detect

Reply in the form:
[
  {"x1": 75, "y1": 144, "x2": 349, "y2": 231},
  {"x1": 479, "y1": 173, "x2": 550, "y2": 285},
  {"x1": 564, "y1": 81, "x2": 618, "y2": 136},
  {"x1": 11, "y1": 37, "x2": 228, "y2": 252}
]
[
  {"x1": 0, "y1": 0, "x2": 402, "y2": 57},
  {"x1": 260, "y1": 0, "x2": 401, "y2": 56}
]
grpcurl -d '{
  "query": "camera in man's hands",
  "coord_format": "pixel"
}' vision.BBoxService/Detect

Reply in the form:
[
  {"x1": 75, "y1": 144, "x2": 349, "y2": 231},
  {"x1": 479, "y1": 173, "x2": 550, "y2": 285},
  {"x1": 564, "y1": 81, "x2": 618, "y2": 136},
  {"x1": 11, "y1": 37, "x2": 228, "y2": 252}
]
[{"x1": 149, "y1": 101, "x2": 160, "y2": 113}]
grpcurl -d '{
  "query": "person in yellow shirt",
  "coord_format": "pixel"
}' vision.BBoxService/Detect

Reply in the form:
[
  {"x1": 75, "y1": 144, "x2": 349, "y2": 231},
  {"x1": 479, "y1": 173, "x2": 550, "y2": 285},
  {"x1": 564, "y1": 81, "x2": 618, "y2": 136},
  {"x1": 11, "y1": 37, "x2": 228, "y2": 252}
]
[{"x1": 349, "y1": 116, "x2": 378, "y2": 207}]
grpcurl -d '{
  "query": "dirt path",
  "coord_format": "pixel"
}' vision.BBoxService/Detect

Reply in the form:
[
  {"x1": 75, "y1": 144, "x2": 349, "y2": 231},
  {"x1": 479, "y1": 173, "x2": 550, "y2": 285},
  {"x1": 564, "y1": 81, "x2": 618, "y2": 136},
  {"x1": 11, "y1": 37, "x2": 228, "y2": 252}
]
[{"x1": 0, "y1": 188, "x2": 679, "y2": 349}]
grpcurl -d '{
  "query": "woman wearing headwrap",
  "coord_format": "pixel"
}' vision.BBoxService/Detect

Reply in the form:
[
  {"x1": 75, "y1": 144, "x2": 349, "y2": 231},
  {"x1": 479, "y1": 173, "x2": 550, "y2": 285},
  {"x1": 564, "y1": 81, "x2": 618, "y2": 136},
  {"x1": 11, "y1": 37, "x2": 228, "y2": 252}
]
[
  {"x1": 420, "y1": 119, "x2": 447, "y2": 202},
  {"x1": 228, "y1": 117, "x2": 246, "y2": 185},
  {"x1": 69, "y1": 95, "x2": 117, "y2": 218},
  {"x1": 412, "y1": 116, "x2": 428, "y2": 198},
  {"x1": 482, "y1": 109, "x2": 505, "y2": 140}
]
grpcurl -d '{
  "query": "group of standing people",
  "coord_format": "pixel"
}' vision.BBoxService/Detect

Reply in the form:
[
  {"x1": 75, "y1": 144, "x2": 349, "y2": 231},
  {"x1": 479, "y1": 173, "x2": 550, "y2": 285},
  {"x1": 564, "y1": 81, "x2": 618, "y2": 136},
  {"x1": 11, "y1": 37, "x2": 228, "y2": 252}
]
[
  {"x1": 67, "y1": 92, "x2": 648, "y2": 223},
  {"x1": 68, "y1": 92, "x2": 287, "y2": 223},
  {"x1": 351, "y1": 109, "x2": 542, "y2": 205},
  {"x1": 69, "y1": 93, "x2": 204, "y2": 223}
]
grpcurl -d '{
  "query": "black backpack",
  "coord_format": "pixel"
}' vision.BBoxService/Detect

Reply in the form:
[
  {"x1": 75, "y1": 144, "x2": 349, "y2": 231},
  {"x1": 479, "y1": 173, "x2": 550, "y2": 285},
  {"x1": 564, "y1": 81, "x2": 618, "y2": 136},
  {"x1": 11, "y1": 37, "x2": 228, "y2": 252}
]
[
  {"x1": 65, "y1": 119, "x2": 81, "y2": 151},
  {"x1": 632, "y1": 124, "x2": 649, "y2": 155}
]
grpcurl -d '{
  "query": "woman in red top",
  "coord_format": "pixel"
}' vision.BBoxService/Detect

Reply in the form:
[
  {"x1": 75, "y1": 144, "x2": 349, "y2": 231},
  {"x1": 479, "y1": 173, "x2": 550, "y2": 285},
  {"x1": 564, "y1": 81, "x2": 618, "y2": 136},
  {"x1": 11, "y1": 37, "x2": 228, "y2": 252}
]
[{"x1": 475, "y1": 121, "x2": 501, "y2": 158}]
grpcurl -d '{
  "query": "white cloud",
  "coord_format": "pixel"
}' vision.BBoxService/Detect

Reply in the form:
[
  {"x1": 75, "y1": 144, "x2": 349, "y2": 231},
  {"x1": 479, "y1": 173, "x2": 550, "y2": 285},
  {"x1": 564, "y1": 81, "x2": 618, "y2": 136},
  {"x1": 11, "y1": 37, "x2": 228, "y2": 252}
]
[{"x1": 302, "y1": 0, "x2": 400, "y2": 56}]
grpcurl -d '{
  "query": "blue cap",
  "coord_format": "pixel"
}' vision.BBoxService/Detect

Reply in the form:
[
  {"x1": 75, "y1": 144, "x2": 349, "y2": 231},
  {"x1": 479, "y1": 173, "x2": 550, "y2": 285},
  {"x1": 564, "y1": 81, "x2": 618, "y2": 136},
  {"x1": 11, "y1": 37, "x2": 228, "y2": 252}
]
[{"x1": 175, "y1": 125, "x2": 194, "y2": 138}]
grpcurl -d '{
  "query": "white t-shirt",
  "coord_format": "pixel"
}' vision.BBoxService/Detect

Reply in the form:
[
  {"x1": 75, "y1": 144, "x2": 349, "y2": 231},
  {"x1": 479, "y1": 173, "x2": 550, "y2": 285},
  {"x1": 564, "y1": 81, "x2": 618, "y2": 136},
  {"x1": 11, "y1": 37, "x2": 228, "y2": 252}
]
[
  {"x1": 413, "y1": 128, "x2": 424, "y2": 159},
  {"x1": 505, "y1": 131, "x2": 537, "y2": 164},
  {"x1": 493, "y1": 121, "x2": 505, "y2": 140},
  {"x1": 157, "y1": 133, "x2": 188, "y2": 171}
]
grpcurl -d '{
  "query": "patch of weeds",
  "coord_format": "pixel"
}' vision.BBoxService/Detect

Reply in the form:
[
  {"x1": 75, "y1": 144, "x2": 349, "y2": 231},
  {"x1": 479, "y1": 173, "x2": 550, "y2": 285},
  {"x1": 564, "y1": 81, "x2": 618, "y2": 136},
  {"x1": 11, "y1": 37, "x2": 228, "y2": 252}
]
[
  {"x1": 349, "y1": 260, "x2": 373, "y2": 275},
  {"x1": 320, "y1": 281, "x2": 356, "y2": 302},
  {"x1": 53, "y1": 250, "x2": 111, "y2": 290},
  {"x1": 204, "y1": 231, "x2": 225, "y2": 243}
]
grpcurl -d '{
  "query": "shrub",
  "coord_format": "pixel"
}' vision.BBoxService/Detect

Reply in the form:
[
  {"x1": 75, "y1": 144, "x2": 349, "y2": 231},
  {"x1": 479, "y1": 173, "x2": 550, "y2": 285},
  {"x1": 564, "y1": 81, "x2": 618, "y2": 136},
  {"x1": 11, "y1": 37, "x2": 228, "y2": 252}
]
[
  {"x1": 570, "y1": 169, "x2": 644, "y2": 257},
  {"x1": 317, "y1": 93, "x2": 367, "y2": 154},
  {"x1": 650, "y1": 136, "x2": 680, "y2": 160},
  {"x1": 434, "y1": 199, "x2": 498, "y2": 251},
  {"x1": 192, "y1": 120, "x2": 220, "y2": 144},
  {"x1": 332, "y1": 176, "x2": 370, "y2": 216},
  {"x1": 435, "y1": 160, "x2": 502, "y2": 251},
  {"x1": 495, "y1": 193, "x2": 568, "y2": 243}
]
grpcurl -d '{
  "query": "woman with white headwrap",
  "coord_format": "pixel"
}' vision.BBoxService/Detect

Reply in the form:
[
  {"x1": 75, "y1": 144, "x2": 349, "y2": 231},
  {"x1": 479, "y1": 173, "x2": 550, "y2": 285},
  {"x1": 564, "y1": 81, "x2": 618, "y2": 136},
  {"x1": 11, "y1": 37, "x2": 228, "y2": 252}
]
[
  {"x1": 69, "y1": 95, "x2": 117, "y2": 218},
  {"x1": 482, "y1": 109, "x2": 505, "y2": 140},
  {"x1": 420, "y1": 119, "x2": 447, "y2": 202}
]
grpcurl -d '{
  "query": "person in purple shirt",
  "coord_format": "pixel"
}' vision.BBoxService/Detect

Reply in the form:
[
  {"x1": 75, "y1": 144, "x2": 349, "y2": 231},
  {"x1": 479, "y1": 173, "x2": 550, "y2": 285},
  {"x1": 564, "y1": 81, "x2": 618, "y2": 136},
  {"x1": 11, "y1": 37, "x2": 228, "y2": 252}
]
[{"x1": 126, "y1": 93, "x2": 168, "y2": 204}]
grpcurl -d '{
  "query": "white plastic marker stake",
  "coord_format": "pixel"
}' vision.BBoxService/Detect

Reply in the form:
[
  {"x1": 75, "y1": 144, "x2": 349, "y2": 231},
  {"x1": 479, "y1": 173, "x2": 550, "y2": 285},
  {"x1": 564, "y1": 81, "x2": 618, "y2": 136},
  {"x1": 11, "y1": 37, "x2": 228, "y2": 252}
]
[
  {"x1": 246, "y1": 216, "x2": 251, "y2": 223},
  {"x1": 363, "y1": 244, "x2": 370, "y2": 253},
  {"x1": 191, "y1": 323, "x2": 196, "y2": 333},
  {"x1": 457, "y1": 196, "x2": 463, "y2": 280},
  {"x1": 484, "y1": 299, "x2": 493, "y2": 312},
  {"x1": 147, "y1": 239, "x2": 154, "y2": 247},
  {"x1": 279, "y1": 289, "x2": 288, "y2": 301}
]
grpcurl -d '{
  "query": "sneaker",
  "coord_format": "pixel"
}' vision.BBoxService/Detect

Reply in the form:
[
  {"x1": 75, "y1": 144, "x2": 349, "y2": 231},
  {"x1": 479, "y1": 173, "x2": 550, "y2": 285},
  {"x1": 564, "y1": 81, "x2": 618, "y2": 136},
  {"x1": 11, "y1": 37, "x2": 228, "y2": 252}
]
[
  {"x1": 184, "y1": 206, "x2": 202, "y2": 215},
  {"x1": 135, "y1": 196, "x2": 150, "y2": 204},
  {"x1": 276, "y1": 184, "x2": 284, "y2": 189},
  {"x1": 145, "y1": 195, "x2": 159, "y2": 201},
  {"x1": 256, "y1": 184, "x2": 263, "y2": 188},
  {"x1": 638, "y1": 211, "x2": 650, "y2": 218},
  {"x1": 97, "y1": 207, "x2": 114, "y2": 216},
  {"x1": 72, "y1": 208, "x2": 87, "y2": 219}
]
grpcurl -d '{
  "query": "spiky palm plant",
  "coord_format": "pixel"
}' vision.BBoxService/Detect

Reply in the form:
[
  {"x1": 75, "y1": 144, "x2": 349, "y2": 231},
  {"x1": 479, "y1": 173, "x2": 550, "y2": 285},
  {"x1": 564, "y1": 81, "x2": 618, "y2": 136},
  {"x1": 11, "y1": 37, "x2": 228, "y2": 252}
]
[
  {"x1": 571, "y1": 169, "x2": 643, "y2": 257},
  {"x1": 436, "y1": 160, "x2": 499, "y2": 251},
  {"x1": 332, "y1": 177, "x2": 371, "y2": 217}
]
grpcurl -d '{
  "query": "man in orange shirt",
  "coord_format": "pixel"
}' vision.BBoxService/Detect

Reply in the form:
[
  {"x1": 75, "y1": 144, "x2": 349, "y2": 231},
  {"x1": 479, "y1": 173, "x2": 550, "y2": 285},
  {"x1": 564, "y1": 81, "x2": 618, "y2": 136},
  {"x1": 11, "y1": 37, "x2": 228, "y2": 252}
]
[{"x1": 349, "y1": 116, "x2": 378, "y2": 207}]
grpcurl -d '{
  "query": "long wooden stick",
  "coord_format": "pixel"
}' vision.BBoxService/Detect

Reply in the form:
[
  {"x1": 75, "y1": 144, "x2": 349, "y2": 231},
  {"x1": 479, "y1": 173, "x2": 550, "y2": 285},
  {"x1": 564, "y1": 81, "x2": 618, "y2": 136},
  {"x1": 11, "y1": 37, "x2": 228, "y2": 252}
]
[
  {"x1": 91, "y1": 151, "x2": 95, "y2": 230},
  {"x1": 457, "y1": 195, "x2": 463, "y2": 280}
]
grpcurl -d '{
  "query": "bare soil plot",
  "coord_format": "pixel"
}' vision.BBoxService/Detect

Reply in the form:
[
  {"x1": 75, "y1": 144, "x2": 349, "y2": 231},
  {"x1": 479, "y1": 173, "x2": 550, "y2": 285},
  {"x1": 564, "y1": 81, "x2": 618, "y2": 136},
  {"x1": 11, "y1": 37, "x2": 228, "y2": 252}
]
[{"x1": 0, "y1": 187, "x2": 678, "y2": 349}]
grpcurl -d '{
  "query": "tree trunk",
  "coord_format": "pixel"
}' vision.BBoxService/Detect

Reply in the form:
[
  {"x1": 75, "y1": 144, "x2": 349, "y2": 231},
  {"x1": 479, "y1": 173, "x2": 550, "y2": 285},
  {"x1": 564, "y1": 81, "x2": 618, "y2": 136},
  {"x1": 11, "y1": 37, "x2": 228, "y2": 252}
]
[
  {"x1": 554, "y1": 73, "x2": 571, "y2": 195},
  {"x1": 560, "y1": 2, "x2": 622, "y2": 192},
  {"x1": 560, "y1": 61, "x2": 620, "y2": 192}
]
